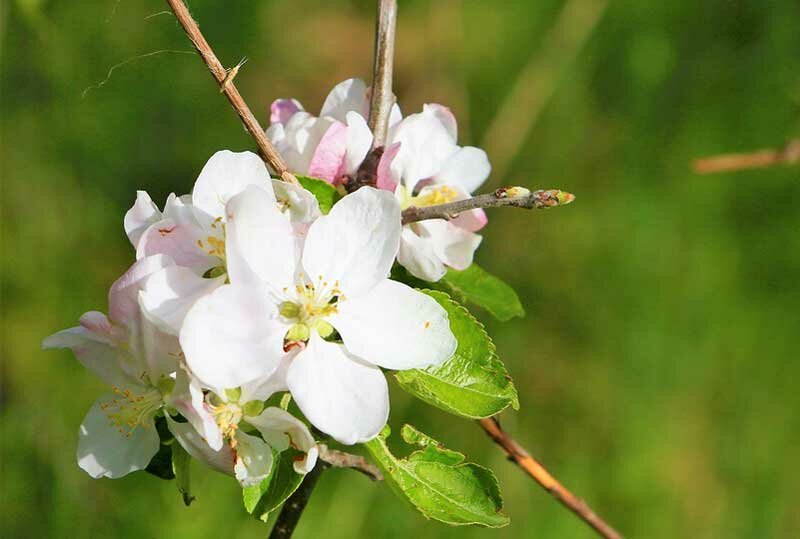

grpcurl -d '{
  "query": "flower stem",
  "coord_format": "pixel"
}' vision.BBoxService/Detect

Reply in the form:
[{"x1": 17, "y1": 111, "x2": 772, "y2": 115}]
[
  {"x1": 401, "y1": 187, "x2": 575, "y2": 225},
  {"x1": 164, "y1": 0, "x2": 299, "y2": 185},
  {"x1": 269, "y1": 462, "x2": 328, "y2": 539},
  {"x1": 479, "y1": 417, "x2": 622, "y2": 539}
]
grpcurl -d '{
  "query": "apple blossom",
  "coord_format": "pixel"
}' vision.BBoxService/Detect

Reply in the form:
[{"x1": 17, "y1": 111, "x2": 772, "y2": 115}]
[
  {"x1": 266, "y1": 78, "x2": 401, "y2": 186},
  {"x1": 168, "y1": 377, "x2": 317, "y2": 487},
  {"x1": 42, "y1": 255, "x2": 218, "y2": 479},
  {"x1": 179, "y1": 186, "x2": 457, "y2": 444},
  {"x1": 267, "y1": 80, "x2": 491, "y2": 282},
  {"x1": 132, "y1": 150, "x2": 320, "y2": 334}
]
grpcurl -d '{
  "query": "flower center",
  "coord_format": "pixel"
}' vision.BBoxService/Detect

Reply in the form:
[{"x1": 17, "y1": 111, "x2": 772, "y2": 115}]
[
  {"x1": 100, "y1": 386, "x2": 162, "y2": 438},
  {"x1": 210, "y1": 400, "x2": 243, "y2": 442},
  {"x1": 280, "y1": 277, "x2": 344, "y2": 340},
  {"x1": 197, "y1": 217, "x2": 228, "y2": 278},
  {"x1": 399, "y1": 185, "x2": 460, "y2": 210}
]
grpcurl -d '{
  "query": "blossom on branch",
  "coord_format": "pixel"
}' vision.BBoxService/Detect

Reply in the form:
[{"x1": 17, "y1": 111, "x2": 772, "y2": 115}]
[{"x1": 179, "y1": 186, "x2": 456, "y2": 444}]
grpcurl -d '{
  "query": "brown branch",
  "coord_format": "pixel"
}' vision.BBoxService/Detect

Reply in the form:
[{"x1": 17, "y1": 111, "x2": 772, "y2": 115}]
[
  {"x1": 692, "y1": 139, "x2": 800, "y2": 174},
  {"x1": 401, "y1": 187, "x2": 575, "y2": 225},
  {"x1": 367, "y1": 0, "x2": 397, "y2": 148},
  {"x1": 164, "y1": 0, "x2": 298, "y2": 184},
  {"x1": 317, "y1": 444, "x2": 383, "y2": 481},
  {"x1": 479, "y1": 417, "x2": 622, "y2": 539},
  {"x1": 269, "y1": 462, "x2": 328, "y2": 539}
]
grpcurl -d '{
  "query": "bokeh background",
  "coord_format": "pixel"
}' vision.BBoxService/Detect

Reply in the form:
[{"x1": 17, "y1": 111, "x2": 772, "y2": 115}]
[{"x1": 2, "y1": 0, "x2": 799, "y2": 537}]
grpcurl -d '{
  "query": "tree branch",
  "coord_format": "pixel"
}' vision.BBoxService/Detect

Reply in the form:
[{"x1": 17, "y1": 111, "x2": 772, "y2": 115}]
[
  {"x1": 164, "y1": 0, "x2": 298, "y2": 184},
  {"x1": 401, "y1": 187, "x2": 575, "y2": 225},
  {"x1": 479, "y1": 417, "x2": 622, "y2": 539},
  {"x1": 269, "y1": 462, "x2": 328, "y2": 539},
  {"x1": 692, "y1": 139, "x2": 800, "y2": 174},
  {"x1": 317, "y1": 444, "x2": 383, "y2": 481},
  {"x1": 367, "y1": 0, "x2": 397, "y2": 148}
]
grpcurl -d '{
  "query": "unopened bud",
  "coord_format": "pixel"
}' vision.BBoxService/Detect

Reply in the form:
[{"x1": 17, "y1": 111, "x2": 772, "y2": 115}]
[{"x1": 505, "y1": 186, "x2": 531, "y2": 198}]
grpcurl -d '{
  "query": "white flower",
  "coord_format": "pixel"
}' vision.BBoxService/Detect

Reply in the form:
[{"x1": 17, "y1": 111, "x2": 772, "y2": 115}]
[
  {"x1": 42, "y1": 255, "x2": 218, "y2": 479},
  {"x1": 388, "y1": 104, "x2": 491, "y2": 282},
  {"x1": 133, "y1": 150, "x2": 320, "y2": 334},
  {"x1": 167, "y1": 378, "x2": 317, "y2": 487},
  {"x1": 180, "y1": 187, "x2": 456, "y2": 444},
  {"x1": 266, "y1": 78, "x2": 401, "y2": 186},
  {"x1": 269, "y1": 81, "x2": 491, "y2": 282}
]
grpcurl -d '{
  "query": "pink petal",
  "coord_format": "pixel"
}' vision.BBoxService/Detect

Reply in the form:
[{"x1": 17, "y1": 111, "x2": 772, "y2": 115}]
[
  {"x1": 451, "y1": 208, "x2": 488, "y2": 232},
  {"x1": 269, "y1": 98, "x2": 303, "y2": 125},
  {"x1": 376, "y1": 142, "x2": 401, "y2": 192},
  {"x1": 308, "y1": 121, "x2": 348, "y2": 184}
]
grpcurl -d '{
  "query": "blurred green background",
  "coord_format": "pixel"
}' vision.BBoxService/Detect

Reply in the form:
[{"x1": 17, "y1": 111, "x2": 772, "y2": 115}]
[{"x1": 2, "y1": 0, "x2": 799, "y2": 537}]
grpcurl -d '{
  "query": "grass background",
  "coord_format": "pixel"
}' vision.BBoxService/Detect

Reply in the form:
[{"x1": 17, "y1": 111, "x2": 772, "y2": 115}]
[{"x1": 2, "y1": 0, "x2": 799, "y2": 537}]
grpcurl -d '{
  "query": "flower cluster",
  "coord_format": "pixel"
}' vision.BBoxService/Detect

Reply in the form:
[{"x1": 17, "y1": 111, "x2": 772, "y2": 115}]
[
  {"x1": 268, "y1": 78, "x2": 491, "y2": 281},
  {"x1": 44, "y1": 82, "x2": 489, "y2": 486}
]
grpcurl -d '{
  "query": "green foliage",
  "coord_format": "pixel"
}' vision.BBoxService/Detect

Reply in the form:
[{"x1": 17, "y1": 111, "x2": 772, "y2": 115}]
[
  {"x1": 243, "y1": 449, "x2": 306, "y2": 522},
  {"x1": 438, "y1": 265, "x2": 525, "y2": 322},
  {"x1": 395, "y1": 290, "x2": 519, "y2": 418},
  {"x1": 364, "y1": 425, "x2": 509, "y2": 528},
  {"x1": 171, "y1": 441, "x2": 195, "y2": 506},
  {"x1": 297, "y1": 176, "x2": 342, "y2": 214}
]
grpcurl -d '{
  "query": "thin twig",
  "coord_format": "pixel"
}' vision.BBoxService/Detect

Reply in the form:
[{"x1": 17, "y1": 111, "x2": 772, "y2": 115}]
[
  {"x1": 401, "y1": 187, "x2": 575, "y2": 225},
  {"x1": 693, "y1": 139, "x2": 800, "y2": 174},
  {"x1": 318, "y1": 444, "x2": 383, "y2": 481},
  {"x1": 481, "y1": 0, "x2": 608, "y2": 183},
  {"x1": 164, "y1": 0, "x2": 298, "y2": 184},
  {"x1": 269, "y1": 462, "x2": 329, "y2": 539},
  {"x1": 479, "y1": 417, "x2": 622, "y2": 539},
  {"x1": 367, "y1": 0, "x2": 398, "y2": 148}
]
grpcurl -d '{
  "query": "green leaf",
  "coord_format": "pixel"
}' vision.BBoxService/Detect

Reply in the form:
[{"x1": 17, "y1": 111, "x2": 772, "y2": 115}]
[
  {"x1": 395, "y1": 290, "x2": 519, "y2": 418},
  {"x1": 363, "y1": 425, "x2": 509, "y2": 528},
  {"x1": 439, "y1": 264, "x2": 525, "y2": 321},
  {"x1": 243, "y1": 449, "x2": 305, "y2": 522},
  {"x1": 172, "y1": 441, "x2": 195, "y2": 506},
  {"x1": 145, "y1": 416, "x2": 175, "y2": 480},
  {"x1": 297, "y1": 175, "x2": 342, "y2": 214}
]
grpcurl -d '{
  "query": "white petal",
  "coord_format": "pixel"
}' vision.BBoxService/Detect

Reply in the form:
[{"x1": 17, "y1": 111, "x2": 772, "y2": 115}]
[
  {"x1": 278, "y1": 113, "x2": 338, "y2": 175},
  {"x1": 286, "y1": 335, "x2": 388, "y2": 445},
  {"x1": 344, "y1": 111, "x2": 373, "y2": 175},
  {"x1": 397, "y1": 226, "x2": 447, "y2": 282},
  {"x1": 225, "y1": 185, "x2": 297, "y2": 289},
  {"x1": 136, "y1": 219, "x2": 218, "y2": 274},
  {"x1": 166, "y1": 415, "x2": 233, "y2": 475},
  {"x1": 248, "y1": 407, "x2": 318, "y2": 474},
  {"x1": 180, "y1": 284, "x2": 288, "y2": 391},
  {"x1": 387, "y1": 111, "x2": 459, "y2": 193},
  {"x1": 166, "y1": 368, "x2": 224, "y2": 451},
  {"x1": 319, "y1": 78, "x2": 369, "y2": 122},
  {"x1": 139, "y1": 266, "x2": 226, "y2": 334},
  {"x1": 162, "y1": 193, "x2": 198, "y2": 225},
  {"x1": 124, "y1": 191, "x2": 161, "y2": 248},
  {"x1": 415, "y1": 219, "x2": 482, "y2": 271},
  {"x1": 302, "y1": 187, "x2": 400, "y2": 297},
  {"x1": 43, "y1": 326, "x2": 138, "y2": 388},
  {"x1": 108, "y1": 255, "x2": 174, "y2": 327},
  {"x1": 192, "y1": 150, "x2": 274, "y2": 222},
  {"x1": 331, "y1": 279, "x2": 456, "y2": 370},
  {"x1": 77, "y1": 395, "x2": 160, "y2": 479},
  {"x1": 423, "y1": 103, "x2": 458, "y2": 141},
  {"x1": 433, "y1": 146, "x2": 491, "y2": 194},
  {"x1": 239, "y1": 353, "x2": 294, "y2": 402},
  {"x1": 234, "y1": 431, "x2": 275, "y2": 487}
]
